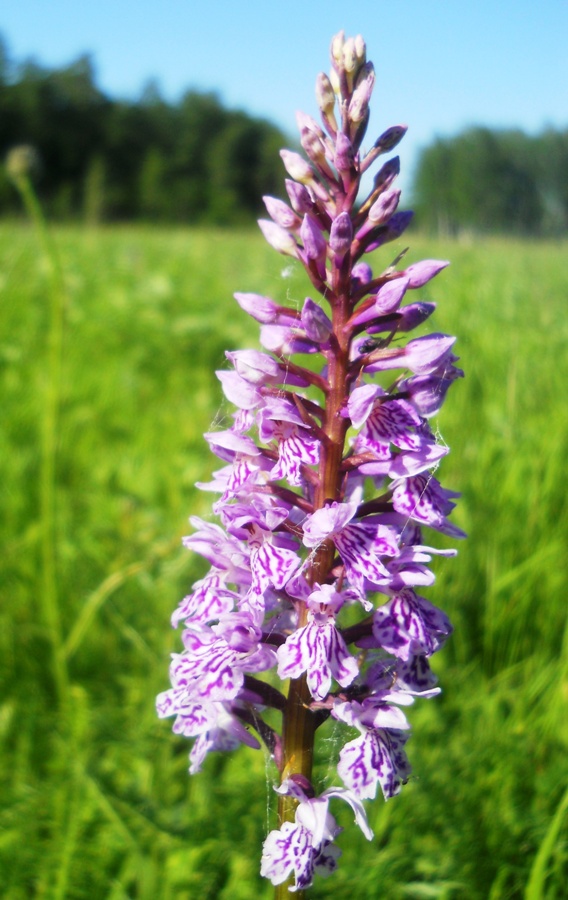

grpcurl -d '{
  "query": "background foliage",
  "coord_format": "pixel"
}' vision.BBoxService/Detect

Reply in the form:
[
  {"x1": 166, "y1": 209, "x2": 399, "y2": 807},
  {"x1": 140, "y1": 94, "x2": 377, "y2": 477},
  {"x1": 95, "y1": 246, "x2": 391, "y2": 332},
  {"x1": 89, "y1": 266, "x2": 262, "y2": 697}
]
[
  {"x1": 0, "y1": 35, "x2": 287, "y2": 223},
  {"x1": 1, "y1": 216, "x2": 567, "y2": 898},
  {"x1": 412, "y1": 126, "x2": 568, "y2": 236},
  {"x1": 1, "y1": 34, "x2": 568, "y2": 235}
]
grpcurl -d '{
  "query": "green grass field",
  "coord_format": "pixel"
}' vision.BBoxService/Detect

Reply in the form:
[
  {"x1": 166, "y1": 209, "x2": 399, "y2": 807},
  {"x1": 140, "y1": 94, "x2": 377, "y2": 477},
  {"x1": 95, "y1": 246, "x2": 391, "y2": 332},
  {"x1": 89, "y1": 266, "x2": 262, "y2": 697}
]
[{"x1": 1, "y1": 221, "x2": 567, "y2": 899}]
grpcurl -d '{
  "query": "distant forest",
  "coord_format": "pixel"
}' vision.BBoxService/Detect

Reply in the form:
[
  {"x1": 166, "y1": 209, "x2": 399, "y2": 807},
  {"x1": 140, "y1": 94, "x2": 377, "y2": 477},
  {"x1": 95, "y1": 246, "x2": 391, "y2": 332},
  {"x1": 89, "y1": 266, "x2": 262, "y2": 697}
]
[
  {"x1": 0, "y1": 37, "x2": 288, "y2": 224},
  {"x1": 412, "y1": 126, "x2": 568, "y2": 236},
  {"x1": 1, "y1": 37, "x2": 567, "y2": 234}
]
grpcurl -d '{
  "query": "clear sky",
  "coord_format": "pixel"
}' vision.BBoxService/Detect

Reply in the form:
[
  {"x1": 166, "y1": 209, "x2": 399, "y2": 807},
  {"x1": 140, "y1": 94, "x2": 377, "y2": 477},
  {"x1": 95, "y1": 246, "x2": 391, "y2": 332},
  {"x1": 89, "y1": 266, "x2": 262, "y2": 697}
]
[{"x1": 2, "y1": 0, "x2": 567, "y2": 192}]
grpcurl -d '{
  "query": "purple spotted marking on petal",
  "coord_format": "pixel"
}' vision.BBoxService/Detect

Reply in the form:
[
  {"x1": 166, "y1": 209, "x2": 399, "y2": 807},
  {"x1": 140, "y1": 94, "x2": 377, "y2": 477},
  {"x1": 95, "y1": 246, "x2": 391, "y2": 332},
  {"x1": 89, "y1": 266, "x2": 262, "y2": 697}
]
[
  {"x1": 261, "y1": 822, "x2": 315, "y2": 889},
  {"x1": 171, "y1": 572, "x2": 237, "y2": 628},
  {"x1": 335, "y1": 521, "x2": 399, "y2": 590},
  {"x1": 392, "y1": 473, "x2": 465, "y2": 538},
  {"x1": 358, "y1": 399, "x2": 423, "y2": 456},
  {"x1": 277, "y1": 613, "x2": 358, "y2": 701},
  {"x1": 372, "y1": 588, "x2": 453, "y2": 660},
  {"x1": 270, "y1": 429, "x2": 320, "y2": 485},
  {"x1": 251, "y1": 543, "x2": 302, "y2": 595},
  {"x1": 338, "y1": 730, "x2": 411, "y2": 800}
]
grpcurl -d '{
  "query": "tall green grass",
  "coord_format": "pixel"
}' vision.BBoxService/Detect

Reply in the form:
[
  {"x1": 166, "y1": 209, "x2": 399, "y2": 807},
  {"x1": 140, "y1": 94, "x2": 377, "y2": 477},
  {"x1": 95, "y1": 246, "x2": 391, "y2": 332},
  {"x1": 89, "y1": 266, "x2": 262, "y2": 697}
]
[{"x1": 1, "y1": 223, "x2": 567, "y2": 898}]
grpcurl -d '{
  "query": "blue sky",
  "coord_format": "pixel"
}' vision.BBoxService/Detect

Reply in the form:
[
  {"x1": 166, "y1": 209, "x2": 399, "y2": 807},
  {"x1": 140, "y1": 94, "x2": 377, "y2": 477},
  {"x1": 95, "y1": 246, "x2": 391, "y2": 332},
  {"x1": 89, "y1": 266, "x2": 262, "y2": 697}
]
[{"x1": 2, "y1": 0, "x2": 567, "y2": 192}]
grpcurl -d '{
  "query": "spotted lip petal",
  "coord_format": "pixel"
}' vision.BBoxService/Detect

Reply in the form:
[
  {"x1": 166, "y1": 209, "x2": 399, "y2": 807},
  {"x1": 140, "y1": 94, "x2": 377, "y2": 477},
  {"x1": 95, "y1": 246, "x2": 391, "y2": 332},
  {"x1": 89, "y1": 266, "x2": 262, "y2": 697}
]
[
  {"x1": 391, "y1": 473, "x2": 466, "y2": 537},
  {"x1": 171, "y1": 572, "x2": 237, "y2": 628},
  {"x1": 331, "y1": 516, "x2": 400, "y2": 592},
  {"x1": 277, "y1": 610, "x2": 359, "y2": 701},
  {"x1": 369, "y1": 588, "x2": 453, "y2": 660},
  {"x1": 269, "y1": 430, "x2": 320, "y2": 485},
  {"x1": 302, "y1": 501, "x2": 359, "y2": 547},
  {"x1": 337, "y1": 729, "x2": 411, "y2": 800}
]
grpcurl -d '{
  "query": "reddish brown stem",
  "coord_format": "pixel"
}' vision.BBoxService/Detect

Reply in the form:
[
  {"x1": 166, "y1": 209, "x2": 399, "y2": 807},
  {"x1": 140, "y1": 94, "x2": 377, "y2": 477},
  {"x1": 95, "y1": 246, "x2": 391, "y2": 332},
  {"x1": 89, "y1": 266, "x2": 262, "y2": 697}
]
[{"x1": 275, "y1": 181, "x2": 357, "y2": 900}]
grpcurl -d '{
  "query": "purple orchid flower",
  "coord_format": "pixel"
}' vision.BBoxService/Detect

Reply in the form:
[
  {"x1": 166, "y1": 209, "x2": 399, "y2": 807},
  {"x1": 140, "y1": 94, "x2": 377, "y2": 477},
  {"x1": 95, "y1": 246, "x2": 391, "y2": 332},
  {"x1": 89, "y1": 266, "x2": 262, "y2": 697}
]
[
  {"x1": 157, "y1": 30, "x2": 464, "y2": 894},
  {"x1": 277, "y1": 584, "x2": 359, "y2": 700},
  {"x1": 261, "y1": 778, "x2": 373, "y2": 892}
]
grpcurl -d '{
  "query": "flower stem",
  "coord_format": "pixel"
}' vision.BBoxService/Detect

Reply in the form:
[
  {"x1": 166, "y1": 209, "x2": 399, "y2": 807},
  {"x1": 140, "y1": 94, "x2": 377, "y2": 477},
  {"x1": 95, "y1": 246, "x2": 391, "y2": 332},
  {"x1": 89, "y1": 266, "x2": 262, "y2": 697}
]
[
  {"x1": 13, "y1": 173, "x2": 69, "y2": 707},
  {"x1": 275, "y1": 251, "x2": 353, "y2": 898}
]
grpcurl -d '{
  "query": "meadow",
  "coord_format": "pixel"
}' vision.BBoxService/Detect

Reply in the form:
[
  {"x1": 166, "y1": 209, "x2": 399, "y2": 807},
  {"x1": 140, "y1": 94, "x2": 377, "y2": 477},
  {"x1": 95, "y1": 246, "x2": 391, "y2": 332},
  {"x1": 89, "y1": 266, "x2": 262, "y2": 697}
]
[{"x1": 1, "y1": 220, "x2": 567, "y2": 899}]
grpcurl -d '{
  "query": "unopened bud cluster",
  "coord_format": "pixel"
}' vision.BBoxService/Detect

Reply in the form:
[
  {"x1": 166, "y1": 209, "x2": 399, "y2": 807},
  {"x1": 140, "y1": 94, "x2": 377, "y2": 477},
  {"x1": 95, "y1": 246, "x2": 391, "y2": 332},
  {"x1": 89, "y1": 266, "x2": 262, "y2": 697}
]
[{"x1": 158, "y1": 31, "x2": 463, "y2": 894}]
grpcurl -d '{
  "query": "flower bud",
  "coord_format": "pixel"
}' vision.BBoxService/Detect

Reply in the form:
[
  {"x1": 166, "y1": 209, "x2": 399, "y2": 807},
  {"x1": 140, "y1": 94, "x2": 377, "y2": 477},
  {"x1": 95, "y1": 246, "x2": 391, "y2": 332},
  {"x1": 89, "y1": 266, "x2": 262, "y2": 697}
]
[
  {"x1": 374, "y1": 125, "x2": 407, "y2": 154},
  {"x1": 263, "y1": 195, "x2": 301, "y2": 230},
  {"x1": 401, "y1": 367, "x2": 463, "y2": 417},
  {"x1": 234, "y1": 292, "x2": 279, "y2": 323},
  {"x1": 393, "y1": 302, "x2": 436, "y2": 332},
  {"x1": 215, "y1": 369, "x2": 262, "y2": 409},
  {"x1": 403, "y1": 334, "x2": 457, "y2": 374},
  {"x1": 334, "y1": 132, "x2": 355, "y2": 172},
  {"x1": 226, "y1": 350, "x2": 281, "y2": 384},
  {"x1": 280, "y1": 149, "x2": 314, "y2": 184},
  {"x1": 368, "y1": 188, "x2": 401, "y2": 225},
  {"x1": 329, "y1": 67, "x2": 340, "y2": 94},
  {"x1": 366, "y1": 210, "x2": 413, "y2": 252},
  {"x1": 374, "y1": 277, "x2": 410, "y2": 314},
  {"x1": 300, "y1": 128, "x2": 328, "y2": 166},
  {"x1": 260, "y1": 324, "x2": 316, "y2": 356},
  {"x1": 296, "y1": 110, "x2": 326, "y2": 141},
  {"x1": 403, "y1": 259, "x2": 450, "y2": 288},
  {"x1": 356, "y1": 189, "x2": 402, "y2": 244},
  {"x1": 330, "y1": 31, "x2": 345, "y2": 70},
  {"x1": 258, "y1": 219, "x2": 299, "y2": 257},
  {"x1": 301, "y1": 297, "x2": 332, "y2": 342},
  {"x1": 315, "y1": 72, "x2": 335, "y2": 115},
  {"x1": 348, "y1": 63, "x2": 375, "y2": 124},
  {"x1": 354, "y1": 35, "x2": 366, "y2": 66},
  {"x1": 300, "y1": 214, "x2": 326, "y2": 260},
  {"x1": 350, "y1": 277, "x2": 409, "y2": 326},
  {"x1": 374, "y1": 156, "x2": 400, "y2": 192},
  {"x1": 329, "y1": 211, "x2": 353, "y2": 258},
  {"x1": 285, "y1": 179, "x2": 314, "y2": 214},
  {"x1": 343, "y1": 37, "x2": 357, "y2": 74},
  {"x1": 351, "y1": 262, "x2": 373, "y2": 287}
]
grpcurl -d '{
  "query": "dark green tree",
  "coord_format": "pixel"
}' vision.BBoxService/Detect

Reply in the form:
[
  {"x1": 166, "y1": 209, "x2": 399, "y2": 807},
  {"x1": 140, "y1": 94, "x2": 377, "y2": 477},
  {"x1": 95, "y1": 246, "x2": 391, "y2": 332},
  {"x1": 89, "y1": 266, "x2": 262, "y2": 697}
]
[
  {"x1": 0, "y1": 34, "x2": 289, "y2": 222},
  {"x1": 207, "y1": 113, "x2": 286, "y2": 224},
  {"x1": 412, "y1": 126, "x2": 561, "y2": 236}
]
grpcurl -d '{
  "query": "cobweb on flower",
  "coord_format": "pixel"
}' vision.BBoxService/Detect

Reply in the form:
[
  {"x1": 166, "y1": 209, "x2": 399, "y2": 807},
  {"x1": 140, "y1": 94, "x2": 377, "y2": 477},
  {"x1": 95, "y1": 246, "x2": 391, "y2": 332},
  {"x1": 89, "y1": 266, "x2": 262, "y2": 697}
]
[
  {"x1": 263, "y1": 742, "x2": 277, "y2": 839},
  {"x1": 319, "y1": 715, "x2": 349, "y2": 788},
  {"x1": 280, "y1": 264, "x2": 297, "y2": 280}
]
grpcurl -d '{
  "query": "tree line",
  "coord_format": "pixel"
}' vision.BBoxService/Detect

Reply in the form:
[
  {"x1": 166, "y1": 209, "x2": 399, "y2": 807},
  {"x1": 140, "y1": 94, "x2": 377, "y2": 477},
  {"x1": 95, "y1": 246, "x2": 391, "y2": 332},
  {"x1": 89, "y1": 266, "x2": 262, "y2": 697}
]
[
  {"x1": 411, "y1": 126, "x2": 568, "y2": 236},
  {"x1": 0, "y1": 37, "x2": 288, "y2": 223},
  {"x1": 1, "y1": 37, "x2": 567, "y2": 234}
]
